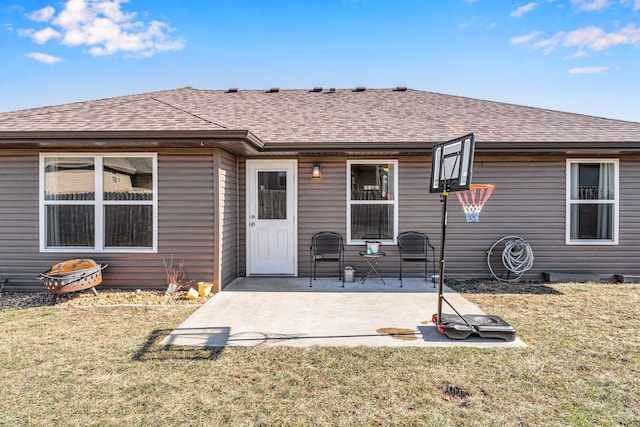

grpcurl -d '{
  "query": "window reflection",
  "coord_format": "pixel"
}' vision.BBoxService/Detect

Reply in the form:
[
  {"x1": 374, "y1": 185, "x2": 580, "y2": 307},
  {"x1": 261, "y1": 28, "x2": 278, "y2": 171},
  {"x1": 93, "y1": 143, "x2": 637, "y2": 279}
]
[
  {"x1": 258, "y1": 171, "x2": 287, "y2": 220},
  {"x1": 103, "y1": 157, "x2": 153, "y2": 201},
  {"x1": 42, "y1": 155, "x2": 155, "y2": 249},
  {"x1": 44, "y1": 157, "x2": 95, "y2": 200},
  {"x1": 350, "y1": 163, "x2": 395, "y2": 201},
  {"x1": 348, "y1": 161, "x2": 397, "y2": 242}
]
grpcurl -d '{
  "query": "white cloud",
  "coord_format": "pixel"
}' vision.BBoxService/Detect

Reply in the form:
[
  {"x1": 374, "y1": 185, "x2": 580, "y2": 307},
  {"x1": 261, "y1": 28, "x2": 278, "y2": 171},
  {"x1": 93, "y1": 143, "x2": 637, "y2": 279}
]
[
  {"x1": 570, "y1": 0, "x2": 610, "y2": 11},
  {"x1": 635, "y1": 1, "x2": 640, "y2": 11},
  {"x1": 511, "y1": 2, "x2": 538, "y2": 17},
  {"x1": 32, "y1": 27, "x2": 61, "y2": 44},
  {"x1": 568, "y1": 66, "x2": 609, "y2": 73},
  {"x1": 510, "y1": 31, "x2": 543, "y2": 45},
  {"x1": 533, "y1": 31, "x2": 565, "y2": 53},
  {"x1": 564, "y1": 24, "x2": 640, "y2": 51},
  {"x1": 570, "y1": 49, "x2": 588, "y2": 58},
  {"x1": 532, "y1": 24, "x2": 640, "y2": 54},
  {"x1": 19, "y1": 0, "x2": 185, "y2": 57},
  {"x1": 26, "y1": 52, "x2": 62, "y2": 63},
  {"x1": 17, "y1": 28, "x2": 34, "y2": 37},
  {"x1": 27, "y1": 6, "x2": 56, "y2": 22}
]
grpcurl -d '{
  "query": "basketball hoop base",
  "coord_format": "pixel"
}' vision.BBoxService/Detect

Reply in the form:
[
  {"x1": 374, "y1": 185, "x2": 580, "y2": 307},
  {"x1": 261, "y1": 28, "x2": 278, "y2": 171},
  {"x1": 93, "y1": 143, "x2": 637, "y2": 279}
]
[{"x1": 435, "y1": 313, "x2": 516, "y2": 341}]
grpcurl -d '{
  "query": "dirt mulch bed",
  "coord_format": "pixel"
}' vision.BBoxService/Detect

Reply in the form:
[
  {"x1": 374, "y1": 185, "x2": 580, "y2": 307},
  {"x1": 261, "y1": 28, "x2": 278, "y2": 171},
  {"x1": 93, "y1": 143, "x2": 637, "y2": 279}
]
[
  {"x1": 447, "y1": 279, "x2": 576, "y2": 294},
  {"x1": 0, "y1": 288, "x2": 215, "y2": 308}
]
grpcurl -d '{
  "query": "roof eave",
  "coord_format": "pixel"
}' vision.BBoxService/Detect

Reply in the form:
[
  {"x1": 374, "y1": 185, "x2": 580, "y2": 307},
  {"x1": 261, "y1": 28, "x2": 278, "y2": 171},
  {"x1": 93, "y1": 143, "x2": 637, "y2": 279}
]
[
  {"x1": 2, "y1": 131, "x2": 640, "y2": 155},
  {"x1": 0, "y1": 130, "x2": 265, "y2": 156},
  {"x1": 478, "y1": 140, "x2": 640, "y2": 154},
  {"x1": 260, "y1": 140, "x2": 640, "y2": 155}
]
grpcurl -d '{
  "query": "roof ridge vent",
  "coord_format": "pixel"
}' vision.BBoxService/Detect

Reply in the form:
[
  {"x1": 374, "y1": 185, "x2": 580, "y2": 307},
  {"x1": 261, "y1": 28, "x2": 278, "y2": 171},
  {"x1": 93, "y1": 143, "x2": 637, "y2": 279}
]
[
  {"x1": 353, "y1": 86, "x2": 366, "y2": 92},
  {"x1": 310, "y1": 87, "x2": 323, "y2": 93},
  {"x1": 227, "y1": 88, "x2": 239, "y2": 93},
  {"x1": 267, "y1": 87, "x2": 280, "y2": 93},
  {"x1": 394, "y1": 86, "x2": 408, "y2": 92}
]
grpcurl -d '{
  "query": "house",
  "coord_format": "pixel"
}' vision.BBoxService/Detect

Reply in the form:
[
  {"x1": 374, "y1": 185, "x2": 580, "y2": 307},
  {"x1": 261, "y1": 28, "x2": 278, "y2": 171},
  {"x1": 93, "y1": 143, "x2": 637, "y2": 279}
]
[{"x1": 1, "y1": 86, "x2": 640, "y2": 291}]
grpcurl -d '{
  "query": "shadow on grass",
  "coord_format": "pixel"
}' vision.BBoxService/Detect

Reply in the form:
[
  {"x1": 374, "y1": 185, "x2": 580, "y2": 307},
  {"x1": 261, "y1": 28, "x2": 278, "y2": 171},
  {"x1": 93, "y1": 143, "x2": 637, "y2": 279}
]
[
  {"x1": 133, "y1": 328, "x2": 224, "y2": 361},
  {"x1": 446, "y1": 280, "x2": 562, "y2": 295}
]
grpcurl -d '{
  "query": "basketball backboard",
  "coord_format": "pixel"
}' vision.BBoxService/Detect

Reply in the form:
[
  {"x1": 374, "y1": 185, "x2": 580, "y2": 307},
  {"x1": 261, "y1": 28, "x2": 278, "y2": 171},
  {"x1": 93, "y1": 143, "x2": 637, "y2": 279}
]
[{"x1": 429, "y1": 133, "x2": 475, "y2": 193}]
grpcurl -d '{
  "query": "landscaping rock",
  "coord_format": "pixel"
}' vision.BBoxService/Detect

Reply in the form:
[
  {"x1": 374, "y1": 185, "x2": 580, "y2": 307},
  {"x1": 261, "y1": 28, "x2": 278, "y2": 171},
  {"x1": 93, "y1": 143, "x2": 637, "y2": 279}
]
[{"x1": 0, "y1": 288, "x2": 214, "y2": 308}]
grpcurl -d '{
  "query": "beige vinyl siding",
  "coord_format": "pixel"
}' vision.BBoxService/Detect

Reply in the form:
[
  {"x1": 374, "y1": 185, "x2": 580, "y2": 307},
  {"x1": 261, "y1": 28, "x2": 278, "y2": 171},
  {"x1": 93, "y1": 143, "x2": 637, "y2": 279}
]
[
  {"x1": 439, "y1": 156, "x2": 568, "y2": 280},
  {"x1": 298, "y1": 158, "x2": 348, "y2": 278},
  {"x1": 4, "y1": 150, "x2": 640, "y2": 291},
  {"x1": 156, "y1": 152, "x2": 215, "y2": 288},
  {"x1": 216, "y1": 150, "x2": 239, "y2": 289},
  {"x1": 296, "y1": 155, "x2": 640, "y2": 281},
  {"x1": 0, "y1": 153, "x2": 41, "y2": 288},
  {"x1": 0, "y1": 150, "x2": 218, "y2": 291},
  {"x1": 238, "y1": 159, "x2": 246, "y2": 276},
  {"x1": 619, "y1": 159, "x2": 640, "y2": 267},
  {"x1": 428, "y1": 156, "x2": 640, "y2": 280},
  {"x1": 299, "y1": 157, "x2": 436, "y2": 280}
]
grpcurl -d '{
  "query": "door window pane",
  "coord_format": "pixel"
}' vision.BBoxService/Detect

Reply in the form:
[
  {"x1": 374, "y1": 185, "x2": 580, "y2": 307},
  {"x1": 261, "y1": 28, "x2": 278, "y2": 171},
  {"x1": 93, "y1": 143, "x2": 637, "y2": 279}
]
[{"x1": 258, "y1": 171, "x2": 286, "y2": 220}]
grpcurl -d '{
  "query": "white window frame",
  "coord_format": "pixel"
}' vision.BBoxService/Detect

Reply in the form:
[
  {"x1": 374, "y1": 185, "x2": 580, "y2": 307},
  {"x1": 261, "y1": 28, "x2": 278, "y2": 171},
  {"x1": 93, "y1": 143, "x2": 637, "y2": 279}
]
[
  {"x1": 39, "y1": 153, "x2": 158, "y2": 253},
  {"x1": 565, "y1": 159, "x2": 619, "y2": 245},
  {"x1": 346, "y1": 159, "x2": 399, "y2": 245}
]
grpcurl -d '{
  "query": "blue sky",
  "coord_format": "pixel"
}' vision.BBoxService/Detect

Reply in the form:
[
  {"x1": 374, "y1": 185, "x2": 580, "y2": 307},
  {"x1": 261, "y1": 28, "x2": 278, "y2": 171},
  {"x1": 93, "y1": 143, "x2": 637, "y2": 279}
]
[{"x1": 1, "y1": 0, "x2": 639, "y2": 122}]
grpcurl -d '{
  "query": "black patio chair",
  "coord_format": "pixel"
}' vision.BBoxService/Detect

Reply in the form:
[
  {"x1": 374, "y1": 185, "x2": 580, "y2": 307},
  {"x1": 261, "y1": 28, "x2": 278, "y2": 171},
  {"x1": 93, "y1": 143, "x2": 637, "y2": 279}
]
[
  {"x1": 397, "y1": 231, "x2": 436, "y2": 288},
  {"x1": 310, "y1": 231, "x2": 344, "y2": 287}
]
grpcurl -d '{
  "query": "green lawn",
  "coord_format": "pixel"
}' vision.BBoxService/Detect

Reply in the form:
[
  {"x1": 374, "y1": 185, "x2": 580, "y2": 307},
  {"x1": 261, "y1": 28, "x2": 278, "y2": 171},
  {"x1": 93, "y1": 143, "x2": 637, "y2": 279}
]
[{"x1": 1, "y1": 282, "x2": 639, "y2": 426}]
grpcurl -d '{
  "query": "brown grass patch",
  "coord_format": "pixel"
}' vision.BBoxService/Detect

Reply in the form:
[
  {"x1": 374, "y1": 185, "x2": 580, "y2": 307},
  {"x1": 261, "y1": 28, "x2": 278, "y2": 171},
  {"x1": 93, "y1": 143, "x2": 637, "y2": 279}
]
[{"x1": 1, "y1": 282, "x2": 639, "y2": 426}]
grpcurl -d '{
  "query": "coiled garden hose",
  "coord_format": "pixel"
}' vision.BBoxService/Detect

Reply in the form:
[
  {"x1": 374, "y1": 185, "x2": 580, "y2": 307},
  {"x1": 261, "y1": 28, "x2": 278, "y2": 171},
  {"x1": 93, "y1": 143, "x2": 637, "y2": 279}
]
[{"x1": 487, "y1": 236, "x2": 534, "y2": 282}]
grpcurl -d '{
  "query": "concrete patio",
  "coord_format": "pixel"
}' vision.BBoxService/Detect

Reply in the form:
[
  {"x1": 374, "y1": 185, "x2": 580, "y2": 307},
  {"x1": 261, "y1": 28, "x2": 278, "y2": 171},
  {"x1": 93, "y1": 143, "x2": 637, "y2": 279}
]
[{"x1": 163, "y1": 277, "x2": 526, "y2": 348}]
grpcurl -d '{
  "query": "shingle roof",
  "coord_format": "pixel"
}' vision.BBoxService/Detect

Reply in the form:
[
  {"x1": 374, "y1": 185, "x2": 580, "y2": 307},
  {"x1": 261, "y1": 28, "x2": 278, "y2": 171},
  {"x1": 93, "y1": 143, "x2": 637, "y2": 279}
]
[{"x1": 0, "y1": 86, "x2": 638, "y2": 144}]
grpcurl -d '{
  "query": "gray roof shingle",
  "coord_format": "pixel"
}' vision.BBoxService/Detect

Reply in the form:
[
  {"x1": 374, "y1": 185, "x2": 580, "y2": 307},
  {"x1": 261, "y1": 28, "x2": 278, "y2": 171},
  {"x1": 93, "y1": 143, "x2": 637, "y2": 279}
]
[{"x1": 0, "y1": 86, "x2": 638, "y2": 144}]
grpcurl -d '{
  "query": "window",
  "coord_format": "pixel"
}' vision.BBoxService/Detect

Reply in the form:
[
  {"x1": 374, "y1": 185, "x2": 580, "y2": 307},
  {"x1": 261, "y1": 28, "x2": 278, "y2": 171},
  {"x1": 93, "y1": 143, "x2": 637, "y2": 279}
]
[
  {"x1": 258, "y1": 171, "x2": 287, "y2": 220},
  {"x1": 40, "y1": 154, "x2": 157, "y2": 252},
  {"x1": 347, "y1": 160, "x2": 398, "y2": 244},
  {"x1": 566, "y1": 159, "x2": 618, "y2": 245}
]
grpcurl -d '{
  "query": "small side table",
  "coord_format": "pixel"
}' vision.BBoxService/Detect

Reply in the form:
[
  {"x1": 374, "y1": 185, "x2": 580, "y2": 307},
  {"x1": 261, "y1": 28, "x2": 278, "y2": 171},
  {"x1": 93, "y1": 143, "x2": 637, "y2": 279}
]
[{"x1": 359, "y1": 251, "x2": 386, "y2": 284}]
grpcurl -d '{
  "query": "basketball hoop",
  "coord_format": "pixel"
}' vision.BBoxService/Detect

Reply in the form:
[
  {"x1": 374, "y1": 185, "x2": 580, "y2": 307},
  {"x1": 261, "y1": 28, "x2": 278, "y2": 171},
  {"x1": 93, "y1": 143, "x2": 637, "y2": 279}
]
[{"x1": 456, "y1": 184, "x2": 494, "y2": 222}]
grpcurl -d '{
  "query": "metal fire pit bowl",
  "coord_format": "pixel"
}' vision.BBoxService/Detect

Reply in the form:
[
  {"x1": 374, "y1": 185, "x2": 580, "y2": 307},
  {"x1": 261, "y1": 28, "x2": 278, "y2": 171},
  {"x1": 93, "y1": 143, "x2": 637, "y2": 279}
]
[{"x1": 38, "y1": 259, "x2": 108, "y2": 297}]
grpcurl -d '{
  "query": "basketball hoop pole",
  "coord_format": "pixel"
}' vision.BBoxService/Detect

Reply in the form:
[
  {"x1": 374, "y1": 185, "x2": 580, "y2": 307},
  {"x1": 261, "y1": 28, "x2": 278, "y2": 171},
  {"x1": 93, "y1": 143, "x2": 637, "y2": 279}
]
[
  {"x1": 429, "y1": 133, "x2": 476, "y2": 327},
  {"x1": 436, "y1": 188, "x2": 448, "y2": 326},
  {"x1": 436, "y1": 183, "x2": 476, "y2": 332}
]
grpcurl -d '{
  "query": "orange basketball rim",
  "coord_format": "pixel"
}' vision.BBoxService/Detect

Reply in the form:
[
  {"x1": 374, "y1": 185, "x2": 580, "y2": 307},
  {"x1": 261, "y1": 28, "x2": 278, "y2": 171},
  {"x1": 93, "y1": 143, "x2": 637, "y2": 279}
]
[{"x1": 456, "y1": 184, "x2": 494, "y2": 222}]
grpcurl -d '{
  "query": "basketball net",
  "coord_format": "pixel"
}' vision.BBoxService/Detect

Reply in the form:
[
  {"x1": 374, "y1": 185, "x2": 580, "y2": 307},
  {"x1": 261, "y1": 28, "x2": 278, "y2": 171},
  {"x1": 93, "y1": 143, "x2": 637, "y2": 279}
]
[{"x1": 456, "y1": 184, "x2": 494, "y2": 222}]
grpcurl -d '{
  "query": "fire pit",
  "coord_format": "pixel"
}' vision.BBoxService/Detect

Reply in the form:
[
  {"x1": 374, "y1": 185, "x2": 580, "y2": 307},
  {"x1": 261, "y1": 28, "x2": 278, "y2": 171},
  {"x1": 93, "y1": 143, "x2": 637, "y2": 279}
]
[{"x1": 38, "y1": 259, "x2": 108, "y2": 304}]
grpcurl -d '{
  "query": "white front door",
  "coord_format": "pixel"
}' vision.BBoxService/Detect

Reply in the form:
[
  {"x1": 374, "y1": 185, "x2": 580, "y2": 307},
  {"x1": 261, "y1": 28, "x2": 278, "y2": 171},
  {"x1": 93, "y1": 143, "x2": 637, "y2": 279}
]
[{"x1": 246, "y1": 160, "x2": 297, "y2": 275}]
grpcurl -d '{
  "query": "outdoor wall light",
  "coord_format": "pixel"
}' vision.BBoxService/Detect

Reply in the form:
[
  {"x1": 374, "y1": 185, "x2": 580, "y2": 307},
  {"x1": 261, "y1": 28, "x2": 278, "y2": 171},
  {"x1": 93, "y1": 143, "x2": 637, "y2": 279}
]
[{"x1": 312, "y1": 163, "x2": 322, "y2": 178}]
